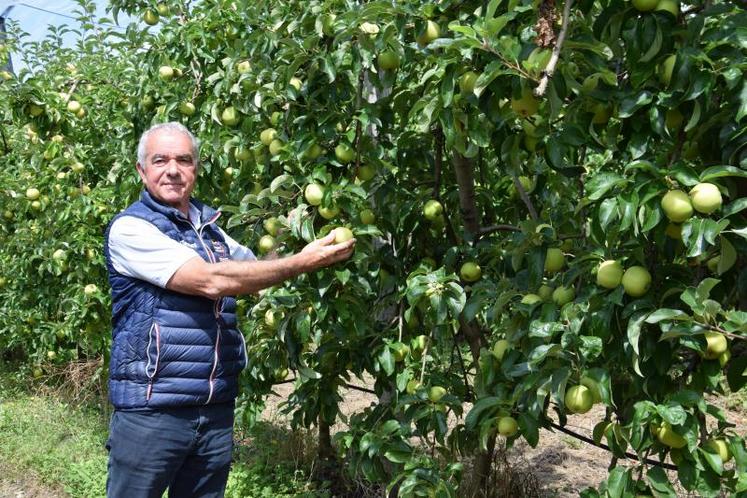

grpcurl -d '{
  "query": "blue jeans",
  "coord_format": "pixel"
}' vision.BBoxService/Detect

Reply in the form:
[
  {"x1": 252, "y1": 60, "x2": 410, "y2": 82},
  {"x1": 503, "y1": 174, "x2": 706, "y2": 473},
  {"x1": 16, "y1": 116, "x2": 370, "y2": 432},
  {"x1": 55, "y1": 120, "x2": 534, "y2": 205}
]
[{"x1": 105, "y1": 402, "x2": 234, "y2": 498}]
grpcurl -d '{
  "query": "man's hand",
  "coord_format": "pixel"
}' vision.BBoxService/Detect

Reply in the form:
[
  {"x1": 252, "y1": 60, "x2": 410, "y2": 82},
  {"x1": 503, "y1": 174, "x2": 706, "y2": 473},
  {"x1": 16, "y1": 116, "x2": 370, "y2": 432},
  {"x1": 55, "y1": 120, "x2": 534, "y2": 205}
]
[{"x1": 300, "y1": 232, "x2": 356, "y2": 270}]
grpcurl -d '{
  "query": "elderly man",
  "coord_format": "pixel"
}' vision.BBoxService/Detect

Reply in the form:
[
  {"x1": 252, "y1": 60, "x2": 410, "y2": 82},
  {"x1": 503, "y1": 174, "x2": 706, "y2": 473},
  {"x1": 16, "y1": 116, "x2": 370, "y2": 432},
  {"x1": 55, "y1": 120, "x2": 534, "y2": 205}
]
[{"x1": 104, "y1": 122, "x2": 354, "y2": 498}]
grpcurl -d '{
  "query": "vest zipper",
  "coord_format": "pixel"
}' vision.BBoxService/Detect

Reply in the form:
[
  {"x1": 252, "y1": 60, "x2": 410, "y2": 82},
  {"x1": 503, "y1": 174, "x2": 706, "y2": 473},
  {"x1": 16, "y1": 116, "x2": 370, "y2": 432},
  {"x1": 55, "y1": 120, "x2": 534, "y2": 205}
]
[
  {"x1": 145, "y1": 321, "x2": 161, "y2": 401},
  {"x1": 182, "y1": 212, "x2": 223, "y2": 405}
]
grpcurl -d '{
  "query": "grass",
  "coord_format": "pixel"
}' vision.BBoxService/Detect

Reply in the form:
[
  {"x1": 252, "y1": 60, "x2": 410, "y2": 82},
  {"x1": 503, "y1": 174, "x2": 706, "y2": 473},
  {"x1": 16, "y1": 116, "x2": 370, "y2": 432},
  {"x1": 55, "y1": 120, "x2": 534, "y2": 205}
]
[{"x1": 0, "y1": 368, "x2": 331, "y2": 498}]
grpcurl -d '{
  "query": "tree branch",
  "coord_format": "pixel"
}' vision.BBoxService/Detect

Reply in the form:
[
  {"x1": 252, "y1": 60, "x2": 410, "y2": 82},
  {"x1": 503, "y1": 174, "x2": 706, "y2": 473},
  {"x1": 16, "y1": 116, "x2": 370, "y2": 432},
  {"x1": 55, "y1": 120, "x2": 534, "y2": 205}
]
[
  {"x1": 511, "y1": 173, "x2": 539, "y2": 220},
  {"x1": 479, "y1": 224, "x2": 520, "y2": 236},
  {"x1": 534, "y1": 0, "x2": 574, "y2": 97}
]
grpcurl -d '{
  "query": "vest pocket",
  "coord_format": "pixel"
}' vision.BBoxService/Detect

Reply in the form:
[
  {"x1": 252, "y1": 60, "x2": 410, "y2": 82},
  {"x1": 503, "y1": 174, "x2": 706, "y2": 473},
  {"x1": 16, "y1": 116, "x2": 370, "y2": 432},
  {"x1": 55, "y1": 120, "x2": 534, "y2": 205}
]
[{"x1": 144, "y1": 321, "x2": 161, "y2": 401}]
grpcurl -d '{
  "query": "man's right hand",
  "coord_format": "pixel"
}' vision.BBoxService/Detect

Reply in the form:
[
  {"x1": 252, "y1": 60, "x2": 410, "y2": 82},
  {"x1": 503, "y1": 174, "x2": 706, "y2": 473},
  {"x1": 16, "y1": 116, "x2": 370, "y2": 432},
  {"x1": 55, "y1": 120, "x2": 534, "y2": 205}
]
[{"x1": 300, "y1": 232, "x2": 356, "y2": 270}]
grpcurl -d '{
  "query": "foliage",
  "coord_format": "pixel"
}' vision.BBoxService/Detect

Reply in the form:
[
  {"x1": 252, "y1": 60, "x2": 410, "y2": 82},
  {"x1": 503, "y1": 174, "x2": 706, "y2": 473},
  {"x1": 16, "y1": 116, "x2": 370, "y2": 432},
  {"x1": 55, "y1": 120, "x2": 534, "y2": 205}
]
[{"x1": 1, "y1": 0, "x2": 746, "y2": 495}]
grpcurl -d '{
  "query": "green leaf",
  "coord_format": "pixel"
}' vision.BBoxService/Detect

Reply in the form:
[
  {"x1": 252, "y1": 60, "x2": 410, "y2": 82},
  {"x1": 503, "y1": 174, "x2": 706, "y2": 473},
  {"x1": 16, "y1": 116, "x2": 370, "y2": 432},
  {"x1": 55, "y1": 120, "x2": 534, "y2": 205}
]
[
  {"x1": 722, "y1": 197, "x2": 747, "y2": 217},
  {"x1": 587, "y1": 172, "x2": 626, "y2": 201},
  {"x1": 699, "y1": 446, "x2": 724, "y2": 475},
  {"x1": 606, "y1": 466, "x2": 631, "y2": 498},
  {"x1": 717, "y1": 236, "x2": 737, "y2": 274},
  {"x1": 619, "y1": 91, "x2": 653, "y2": 118},
  {"x1": 699, "y1": 165, "x2": 747, "y2": 181},
  {"x1": 645, "y1": 309, "x2": 688, "y2": 323},
  {"x1": 646, "y1": 466, "x2": 677, "y2": 497},
  {"x1": 518, "y1": 413, "x2": 539, "y2": 447},
  {"x1": 379, "y1": 348, "x2": 395, "y2": 376},
  {"x1": 465, "y1": 396, "x2": 501, "y2": 430},
  {"x1": 627, "y1": 311, "x2": 648, "y2": 358}
]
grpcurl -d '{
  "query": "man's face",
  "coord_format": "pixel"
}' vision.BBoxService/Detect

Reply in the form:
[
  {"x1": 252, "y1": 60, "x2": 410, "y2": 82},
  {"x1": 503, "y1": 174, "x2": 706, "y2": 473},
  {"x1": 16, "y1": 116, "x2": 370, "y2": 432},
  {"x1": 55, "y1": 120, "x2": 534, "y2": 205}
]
[{"x1": 137, "y1": 129, "x2": 197, "y2": 213}]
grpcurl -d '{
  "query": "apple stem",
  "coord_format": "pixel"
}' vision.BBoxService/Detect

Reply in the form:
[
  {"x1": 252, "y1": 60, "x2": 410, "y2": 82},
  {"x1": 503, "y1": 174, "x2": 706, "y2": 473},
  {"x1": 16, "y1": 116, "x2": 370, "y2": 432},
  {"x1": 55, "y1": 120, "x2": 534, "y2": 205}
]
[{"x1": 534, "y1": 0, "x2": 574, "y2": 97}]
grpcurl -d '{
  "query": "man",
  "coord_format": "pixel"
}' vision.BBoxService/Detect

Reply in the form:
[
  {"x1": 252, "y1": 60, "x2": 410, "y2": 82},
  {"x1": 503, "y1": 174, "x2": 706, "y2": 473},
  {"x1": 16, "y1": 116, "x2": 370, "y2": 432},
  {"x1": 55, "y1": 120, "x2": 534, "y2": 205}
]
[{"x1": 104, "y1": 122, "x2": 354, "y2": 498}]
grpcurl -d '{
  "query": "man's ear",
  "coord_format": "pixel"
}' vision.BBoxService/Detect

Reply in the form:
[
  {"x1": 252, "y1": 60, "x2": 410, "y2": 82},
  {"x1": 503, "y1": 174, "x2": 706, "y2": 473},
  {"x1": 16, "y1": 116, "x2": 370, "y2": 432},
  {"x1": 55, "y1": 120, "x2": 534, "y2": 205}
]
[{"x1": 136, "y1": 163, "x2": 146, "y2": 183}]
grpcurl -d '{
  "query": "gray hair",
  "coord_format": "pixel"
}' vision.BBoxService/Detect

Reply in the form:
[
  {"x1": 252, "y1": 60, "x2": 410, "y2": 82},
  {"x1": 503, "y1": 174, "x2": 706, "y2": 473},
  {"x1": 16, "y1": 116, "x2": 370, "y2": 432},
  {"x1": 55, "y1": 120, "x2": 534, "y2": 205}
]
[{"x1": 136, "y1": 122, "x2": 200, "y2": 169}]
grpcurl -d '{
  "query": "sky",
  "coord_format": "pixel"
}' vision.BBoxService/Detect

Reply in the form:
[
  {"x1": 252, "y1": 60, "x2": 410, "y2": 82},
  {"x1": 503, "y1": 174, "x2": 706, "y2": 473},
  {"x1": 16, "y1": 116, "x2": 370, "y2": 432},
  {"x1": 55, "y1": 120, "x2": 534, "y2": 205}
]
[{"x1": 1, "y1": 0, "x2": 136, "y2": 72}]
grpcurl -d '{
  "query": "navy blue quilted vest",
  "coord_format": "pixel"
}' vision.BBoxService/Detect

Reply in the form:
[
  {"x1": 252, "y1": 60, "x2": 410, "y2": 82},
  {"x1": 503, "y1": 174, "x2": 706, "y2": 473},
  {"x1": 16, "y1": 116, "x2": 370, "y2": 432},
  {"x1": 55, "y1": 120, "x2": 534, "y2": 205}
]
[{"x1": 104, "y1": 190, "x2": 246, "y2": 410}]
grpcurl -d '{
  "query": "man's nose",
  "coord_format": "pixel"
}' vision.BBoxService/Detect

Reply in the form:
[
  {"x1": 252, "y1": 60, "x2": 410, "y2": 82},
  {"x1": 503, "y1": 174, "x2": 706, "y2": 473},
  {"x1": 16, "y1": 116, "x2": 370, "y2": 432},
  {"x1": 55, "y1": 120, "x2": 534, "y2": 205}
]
[{"x1": 166, "y1": 159, "x2": 180, "y2": 174}]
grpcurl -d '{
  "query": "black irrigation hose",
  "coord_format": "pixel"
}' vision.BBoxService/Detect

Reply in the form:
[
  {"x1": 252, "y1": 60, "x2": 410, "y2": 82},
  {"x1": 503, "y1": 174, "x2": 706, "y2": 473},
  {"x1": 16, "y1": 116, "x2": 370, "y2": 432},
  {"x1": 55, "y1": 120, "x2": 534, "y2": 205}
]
[{"x1": 548, "y1": 421, "x2": 678, "y2": 471}]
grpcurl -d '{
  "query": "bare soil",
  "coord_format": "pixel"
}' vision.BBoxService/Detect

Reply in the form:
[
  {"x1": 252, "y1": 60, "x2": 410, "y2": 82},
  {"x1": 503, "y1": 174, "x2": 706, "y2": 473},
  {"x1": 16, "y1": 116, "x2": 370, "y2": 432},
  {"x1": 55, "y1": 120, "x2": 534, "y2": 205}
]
[{"x1": 0, "y1": 462, "x2": 64, "y2": 498}]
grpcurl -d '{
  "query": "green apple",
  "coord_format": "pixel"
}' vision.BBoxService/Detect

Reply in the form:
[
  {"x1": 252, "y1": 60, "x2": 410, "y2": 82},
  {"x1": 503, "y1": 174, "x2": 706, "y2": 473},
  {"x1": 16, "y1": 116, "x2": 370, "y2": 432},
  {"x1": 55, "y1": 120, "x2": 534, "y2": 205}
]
[
  {"x1": 661, "y1": 190, "x2": 693, "y2": 222},
  {"x1": 632, "y1": 0, "x2": 658, "y2": 11},
  {"x1": 706, "y1": 256, "x2": 720, "y2": 273},
  {"x1": 497, "y1": 416, "x2": 519, "y2": 437},
  {"x1": 718, "y1": 349, "x2": 731, "y2": 367},
  {"x1": 143, "y1": 9, "x2": 160, "y2": 25},
  {"x1": 268, "y1": 139, "x2": 284, "y2": 156},
  {"x1": 32, "y1": 367, "x2": 43, "y2": 378},
  {"x1": 28, "y1": 104, "x2": 44, "y2": 116},
  {"x1": 657, "y1": 422, "x2": 687, "y2": 449},
  {"x1": 428, "y1": 385, "x2": 447, "y2": 403},
  {"x1": 393, "y1": 343, "x2": 410, "y2": 362},
  {"x1": 318, "y1": 205, "x2": 339, "y2": 220},
  {"x1": 521, "y1": 294, "x2": 543, "y2": 305},
  {"x1": 580, "y1": 377, "x2": 602, "y2": 403},
  {"x1": 544, "y1": 248, "x2": 565, "y2": 273},
  {"x1": 423, "y1": 199, "x2": 443, "y2": 221},
  {"x1": 158, "y1": 65, "x2": 174, "y2": 81},
  {"x1": 658, "y1": 54, "x2": 676, "y2": 86},
  {"x1": 511, "y1": 88, "x2": 539, "y2": 117},
  {"x1": 689, "y1": 182, "x2": 722, "y2": 214},
  {"x1": 258, "y1": 235, "x2": 276, "y2": 254},
  {"x1": 179, "y1": 102, "x2": 196, "y2": 116},
  {"x1": 333, "y1": 227, "x2": 354, "y2": 243},
  {"x1": 304, "y1": 183, "x2": 324, "y2": 206},
  {"x1": 234, "y1": 146, "x2": 251, "y2": 162},
  {"x1": 263, "y1": 217, "x2": 281, "y2": 236},
  {"x1": 47, "y1": 350, "x2": 57, "y2": 360},
  {"x1": 289, "y1": 76, "x2": 303, "y2": 91},
  {"x1": 237, "y1": 60, "x2": 251, "y2": 74},
  {"x1": 665, "y1": 108, "x2": 683, "y2": 132},
  {"x1": 305, "y1": 143, "x2": 324, "y2": 160},
  {"x1": 411, "y1": 335, "x2": 428, "y2": 355},
  {"x1": 565, "y1": 385, "x2": 593, "y2": 414},
  {"x1": 552, "y1": 285, "x2": 575, "y2": 306},
  {"x1": 655, "y1": 0, "x2": 679, "y2": 16},
  {"x1": 704, "y1": 439, "x2": 732, "y2": 462},
  {"x1": 417, "y1": 20, "x2": 440, "y2": 46},
  {"x1": 260, "y1": 128, "x2": 277, "y2": 146},
  {"x1": 357, "y1": 164, "x2": 376, "y2": 182},
  {"x1": 156, "y1": 3, "x2": 170, "y2": 16},
  {"x1": 406, "y1": 379, "x2": 422, "y2": 394},
  {"x1": 665, "y1": 223, "x2": 682, "y2": 240},
  {"x1": 67, "y1": 100, "x2": 82, "y2": 113},
  {"x1": 591, "y1": 104, "x2": 611, "y2": 125},
  {"x1": 76, "y1": 107, "x2": 86, "y2": 119},
  {"x1": 703, "y1": 332, "x2": 727, "y2": 360},
  {"x1": 83, "y1": 283, "x2": 98, "y2": 295},
  {"x1": 360, "y1": 209, "x2": 375, "y2": 225},
  {"x1": 622, "y1": 266, "x2": 652, "y2": 297},
  {"x1": 221, "y1": 106, "x2": 240, "y2": 126},
  {"x1": 26, "y1": 188, "x2": 41, "y2": 200},
  {"x1": 538, "y1": 284, "x2": 554, "y2": 301},
  {"x1": 264, "y1": 309, "x2": 283, "y2": 329},
  {"x1": 0, "y1": 70, "x2": 12, "y2": 81},
  {"x1": 459, "y1": 71, "x2": 479, "y2": 94},
  {"x1": 377, "y1": 50, "x2": 400, "y2": 70},
  {"x1": 460, "y1": 262, "x2": 482, "y2": 282},
  {"x1": 492, "y1": 339, "x2": 510, "y2": 361},
  {"x1": 596, "y1": 260, "x2": 623, "y2": 289},
  {"x1": 52, "y1": 249, "x2": 67, "y2": 262},
  {"x1": 335, "y1": 143, "x2": 355, "y2": 163}
]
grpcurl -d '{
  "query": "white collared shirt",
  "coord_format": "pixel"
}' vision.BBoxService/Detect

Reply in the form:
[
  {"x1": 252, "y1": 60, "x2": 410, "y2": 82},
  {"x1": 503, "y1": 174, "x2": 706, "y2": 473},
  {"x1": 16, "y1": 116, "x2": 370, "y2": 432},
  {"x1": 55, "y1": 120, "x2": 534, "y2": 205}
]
[{"x1": 108, "y1": 203, "x2": 256, "y2": 288}]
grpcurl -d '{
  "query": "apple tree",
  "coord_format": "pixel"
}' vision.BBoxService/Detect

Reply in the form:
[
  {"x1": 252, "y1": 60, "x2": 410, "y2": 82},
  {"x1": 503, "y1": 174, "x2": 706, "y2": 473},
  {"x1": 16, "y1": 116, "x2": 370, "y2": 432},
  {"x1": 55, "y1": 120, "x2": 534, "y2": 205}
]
[{"x1": 1, "y1": 0, "x2": 745, "y2": 495}]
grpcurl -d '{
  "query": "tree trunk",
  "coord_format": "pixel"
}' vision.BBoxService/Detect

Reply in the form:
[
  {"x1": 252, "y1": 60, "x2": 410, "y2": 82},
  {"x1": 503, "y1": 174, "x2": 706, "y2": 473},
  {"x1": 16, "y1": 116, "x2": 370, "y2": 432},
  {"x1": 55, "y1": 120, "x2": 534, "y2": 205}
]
[
  {"x1": 318, "y1": 416, "x2": 334, "y2": 463},
  {"x1": 471, "y1": 432, "x2": 497, "y2": 497},
  {"x1": 452, "y1": 152, "x2": 481, "y2": 236}
]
